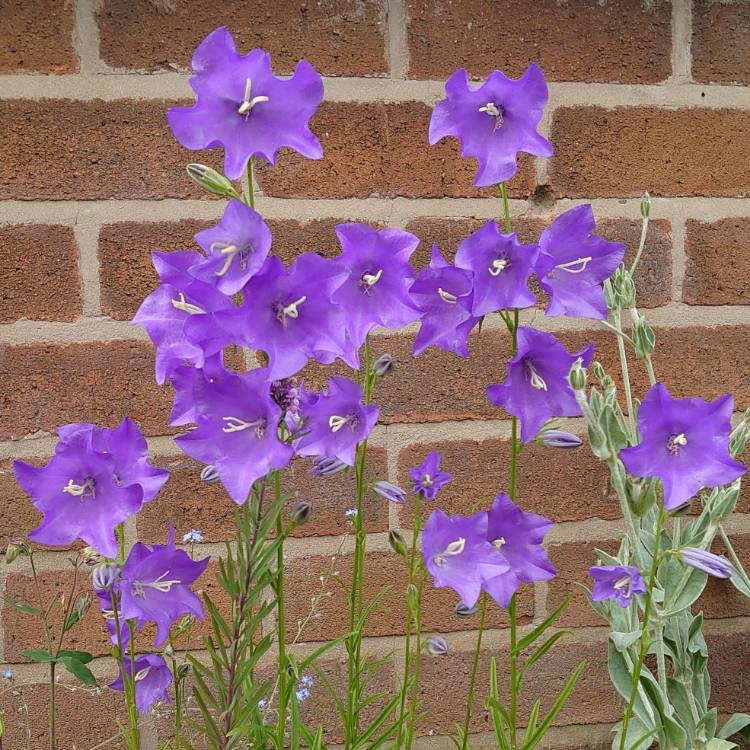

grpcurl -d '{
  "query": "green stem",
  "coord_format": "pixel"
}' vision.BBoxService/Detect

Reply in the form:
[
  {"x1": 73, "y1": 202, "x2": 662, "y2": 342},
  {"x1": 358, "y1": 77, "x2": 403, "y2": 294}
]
[
  {"x1": 110, "y1": 589, "x2": 139, "y2": 749},
  {"x1": 49, "y1": 661, "x2": 56, "y2": 750},
  {"x1": 629, "y1": 209, "x2": 650, "y2": 276},
  {"x1": 244, "y1": 156, "x2": 255, "y2": 208},
  {"x1": 459, "y1": 594, "x2": 488, "y2": 750},
  {"x1": 274, "y1": 470, "x2": 288, "y2": 745},
  {"x1": 407, "y1": 570, "x2": 426, "y2": 750},
  {"x1": 509, "y1": 595, "x2": 519, "y2": 750},
  {"x1": 613, "y1": 308, "x2": 637, "y2": 439}
]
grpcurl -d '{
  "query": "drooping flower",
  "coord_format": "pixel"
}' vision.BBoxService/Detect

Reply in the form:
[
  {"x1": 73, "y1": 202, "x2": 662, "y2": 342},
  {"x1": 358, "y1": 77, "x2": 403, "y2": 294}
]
[
  {"x1": 373, "y1": 481, "x2": 407, "y2": 504},
  {"x1": 92, "y1": 563, "x2": 119, "y2": 592},
  {"x1": 295, "y1": 377, "x2": 379, "y2": 466},
  {"x1": 589, "y1": 565, "x2": 646, "y2": 608},
  {"x1": 486, "y1": 327, "x2": 594, "y2": 443},
  {"x1": 619, "y1": 383, "x2": 746, "y2": 510},
  {"x1": 481, "y1": 494, "x2": 556, "y2": 607},
  {"x1": 13, "y1": 420, "x2": 168, "y2": 558},
  {"x1": 167, "y1": 27, "x2": 324, "y2": 179},
  {"x1": 422, "y1": 509, "x2": 509, "y2": 608},
  {"x1": 537, "y1": 429, "x2": 583, "y2": 449},
  {"x1": 425, "y1": 635, "x2": 449, "y2": 655},
  {"x1": 429, "y1": 66, "x2": 553, "y2": 187},
  {"x1": 410, "y1": 245, "x2": 479, "y2": 357},
  {"x1": 536, "y1": 205, "x2": 626, "y2": 320},
  {"x1": 409, "y1": 451, "x2": 452, "y2": 500},
  {"x1": 109, "y1": 654, "x2": 173, "y2": 715},
  {"x1": 678, "y1": 547, "x2": 733, "y2": 579},
  {"x1": 454, "y1": 222, "x2": 538, "y2": 316},
  {"x1": 176, "y1": 367, "x2": 294, "y2": 504},
  {"x1": 310, "y1": 456, "x2": 349, "y2": 477},
  {"x1": 119, "y1": 527, "x2": 209, "y2": 646},
  {"x1": 190, "y1": 198, "x2": 272, "y2": 295}
]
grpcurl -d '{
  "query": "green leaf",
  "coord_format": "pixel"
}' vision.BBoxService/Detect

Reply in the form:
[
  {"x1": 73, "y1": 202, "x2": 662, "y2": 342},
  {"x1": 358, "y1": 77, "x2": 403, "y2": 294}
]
[
  {"x1": 610, "y1": 631, "x2": 642, "y2": 653},
  {"x1": 515, "y1": 595, "x2": 572, "y2": 654},
  {"x1": 730, "y1": 567, "x2": 750, "y2": 598},
  {"x1": 57, "y1": 649, "x2": 93, "y2": 664},
  {"x1": 20, "y1": 649, "x2": 55, "y2": 663},
  {"x1": 63, "y1": 609, "x2": 83, "y2": 633},
  {"x1": 522, "y1": 630, "x2": 572, "y2": 673},
  {"x1": 665, "y1": 567, "x2": 708, "y2": 614},
  {"x1": 718, "y1": 712, "x2": 750, "y2": 741},
  {"x1": 706, "y1": 739, "x2": 738, "y2": 750},
  {"x1": 1, "y1": 599, "x2": 43, "y2": 617},
  {"x1": 58, "y1": 655, "x2": 96, "y2": 685}
]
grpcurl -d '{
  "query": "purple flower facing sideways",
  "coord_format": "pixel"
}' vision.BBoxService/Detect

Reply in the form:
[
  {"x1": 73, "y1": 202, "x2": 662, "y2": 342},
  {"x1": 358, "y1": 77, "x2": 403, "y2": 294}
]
[
  {"x1": 168, "y1": 27, "x2": 323, "y2": 179},
  {"x1": 119, "y1": 527, "x2": 209, "y2": 646},
  {"x1": 679, "y1": 547, "x2": 733, "y2": 579},
  {"x1": 13, "y1": 420, "x2": 168, "y2": 558},
  {"x1": 590, "y1": 565, "x2": 646, "y2": 608},
  {"x1": 536, "y1": 205, "x2": 626, "y2": 320},
  {"x1": 110, "y1": 654, "x2": 172, "y2": 715},
  {"x1": 373, "y1": 481, "x2": 407, "y2": 504},
  {"x1": 482, "y1": 494, "x2": 556, "y2": 608},
  {"x1": 455, "y1": 221, "x2": 538, "y2": 317},
  {"x1": 487, "y1": 327, "x2": 594, "y2": 443},
  {"x1": 619, "y1": 382, "x2": 746, "y2": 510},
  {"x1": 429, "y1": 65, "x2": 553, "y2": 187},
  {"x1": 409, "y1": 451, "x2": 452, "y2": 500}
]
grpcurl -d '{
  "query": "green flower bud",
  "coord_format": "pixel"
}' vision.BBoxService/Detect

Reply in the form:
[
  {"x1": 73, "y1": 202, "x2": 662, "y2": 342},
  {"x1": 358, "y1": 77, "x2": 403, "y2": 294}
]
[
  {"x1": 4, "y1": 544, "x2": 20, "y2": 565},
  {"x1": 186, "y1": 163, "x2": 238, "y2": 198},
  {"x1": 640, "y1": 192, "x2": 651, "y2": 219},
  {"x1": 591, "y1": 361, "x2": 607, "y2": 383},
  {"x1": 177, "y1": 662, "x2": 191, "y2": 680},
  {"x1": 569, "y1": 358, "x2": 587, "y2": 391},
  {"x1": 631, "y1": 310, "x2": 655, "y2": 360},
  {"x1": 388, "y1": 530, "x2": 408, "y2": 558}
]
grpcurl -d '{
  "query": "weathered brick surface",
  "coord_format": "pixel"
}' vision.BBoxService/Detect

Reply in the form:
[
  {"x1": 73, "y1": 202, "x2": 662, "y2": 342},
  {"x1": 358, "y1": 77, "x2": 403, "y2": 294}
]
[
  {"x1": 709, "y1": 631, "x2": 750, "y2": 715},
  {"x1": 407, "y1": 0, "x2": 672, "y2": 83},
  {"x1": 549, "y1": 108, "x2": 750, "y2": 198},
  {"x1": 693, "y1": 0, "x2": 750, "y2": 85}
]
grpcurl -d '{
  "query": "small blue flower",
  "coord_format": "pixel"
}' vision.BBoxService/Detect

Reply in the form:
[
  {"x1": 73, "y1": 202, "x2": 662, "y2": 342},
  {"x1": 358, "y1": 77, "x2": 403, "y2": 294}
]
[
  {"x1": 296, "y1": 687, "x2": 310, "y2": 702},
  {"x1": 345, "y1": 508, "x2": 358, "y2": 519},
  {"x1": 257, "y1": 698, "x2": 267, "y2": 710},
  {"x1": 2, "y1": 670, "x2": 12, "y2": 681},
  {"x1": 299, "y1": 674, "x2": 314, "y2": 688},
  {"x1": 182, "y1": 529, "x2": 205, "y2": 544}
]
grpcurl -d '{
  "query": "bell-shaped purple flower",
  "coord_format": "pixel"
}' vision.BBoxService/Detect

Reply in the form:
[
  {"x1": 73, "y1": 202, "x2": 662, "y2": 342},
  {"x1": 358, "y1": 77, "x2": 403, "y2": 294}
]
[
  {"x1": 119, "y1": 527, "x2": 209, "y2": 646},
  {"x1": 410, "y1": 245, "x2": 480, "y2": 358},
  {"x1": 409, "y1": 451, "x2": 452, "y2": 500},
  {"x1": 373, "y1": 481, "x2": 407, "y2": 504},
  {"x1": 679, "y1": 547, "x2": 733, "y2": 579},
  {"x1": 536, "y1": 205, "x2": 626, "y2": 320},
  {"x1": 487, "y1": 327, "x2": 594, "y2": 443},
  {"x1": 619, "y1": 382, "x2": 746, "y2": 511},
  {"x1": 176, "y1": 367, "x2": 294, "y2": 504},
  {"x1": 190, "y1": 199, "x2": 272, "y2": 295},
  {"x1": 109, "y1": 654, "x2": 172, "y2": 715},
  {"x1": 589, "y1": 565, "x2": 646, "y2": 608},
  {"x1": 295, "y1": 377, "x2": 379, "y2": 466},
  {"x1": 454, "y1": 221, "x2": 538, "y2": 316},
  {"x1": 429, "y1": 66, "x2": 553, "y2": 187},
  {"x1": 167, "y1": 27, "x2": 324, "y2": 179},
  {"x1": 482, "y1": 493, "x2": 556, "y2": 608}
]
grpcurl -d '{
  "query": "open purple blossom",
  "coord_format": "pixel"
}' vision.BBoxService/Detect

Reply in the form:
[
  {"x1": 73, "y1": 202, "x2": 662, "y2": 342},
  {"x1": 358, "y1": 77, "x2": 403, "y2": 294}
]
[
  {"x1": 589, "y1": 565, "x2": 646, "y2": 608},
  {"x1": 119, "y1": 527, "x2": 209, "y2": 646},
  {"x1": 176, "y1": 367, "x2": 294, "y2": 504},
  {"x1": 422, "y1": 508, "x2": 509, "y2": 608},
  {"x1": 455, "y1": 222, "x2": 538, "y2": 316},
  {"x1": 13, "y1": 420, "x2": 168, "y2": 558},
  {"x1": 487, "y1": 327, "x2": 594, "y2": 443},
  {"x1": 409, "y1": 451, "x2": 452, "y2": 500},
  {"x1": 410, "y1": 245, "x2": 480, "y2": 357},
  {"x1": 167, "y1": 27, "x2": 323, "y2": 179},
  {"x1": 678, "y1": 547, "x2": 733, "y2": 579},
  {"x1": 536, "y1": 205, "x2": 626, "y2": 320},
  {"x1": 482, "y1": 494, "x2": 556, "y2": 608},
  {"x1": 295, "y1": 377, "x2": 379, "y2": 466},
  {"x1": 110, "y1": 654, "x2": 172, "y2": 715},
  {"x1": 190, "y1": 199, "x2": 272, "y2": 295},
  {"x1": 619, "y1": 383, "x2": 746, "y2": 511},
  {"x1": 429, "y1": 66, "x2": 553, "y2": 187}
]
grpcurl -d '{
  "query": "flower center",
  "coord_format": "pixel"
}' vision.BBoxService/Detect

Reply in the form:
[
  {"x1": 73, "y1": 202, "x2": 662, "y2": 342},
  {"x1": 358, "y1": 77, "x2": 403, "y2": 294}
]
[
  {"x1": 492, "y1": 537, "x2": 506, "y2": 549},
  {"x1": 433, "y1": 537, "x2": 466, "y2": 567},
  {"x1": 421, "y1": 474, "x2": 433, "y2": 487},
  {"x1": 478, "y1": 102, "x2": 504, "y2": 131},
  {"x1": 360, "y1": 269, "x2": 383, "y2": 294},
  {"x1": 238, "y1": 77, "x2": 270, "y2": 117},
  {"x1": 274, "y1": 296, "x2": 307, "y2": 325},
  {"x1": 171, "y1": 292, "x2": 205, "y2": 315},
  {"x1": 525, "y1": 361, "x2": 548, "y2": 391},
  {"x1": 210, "y1": 242, "x2": 252, "y2": 276},
  {"x1": 132, "y1": 570, "x2": 182, "y2": 598},
  {"x1": 134, "y1": 666, "x2": 152, "y2": 681},
  {"x1": 328, "y1": 414, "x2": 359, "y2": 433},
  {"x1": 62, "y1": 477, "x2": 96, "y2": 499},
  {"x1": 488, "y1": 257, "x2": 509, "y2": 277},
  {"x1": 667, "y1": 433, "x2": 688, "y2": 455},
  {"x1": 613, "y1": 575, "x2": 632, "y2": 597},
  {"x1": 437, "y1": 287, "x2": 458, "y2": 304},
  {"x1": 222, "y1": 416, "x2": 267, "y2": 437}
]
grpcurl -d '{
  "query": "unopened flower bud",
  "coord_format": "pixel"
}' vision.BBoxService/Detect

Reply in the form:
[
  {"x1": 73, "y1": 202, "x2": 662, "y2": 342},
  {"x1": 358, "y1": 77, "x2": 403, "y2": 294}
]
[
  {"x1": 640, "y1": 192, "x2": 651, "y2": 219},
  {"x1": 631, "y1": 309, "x2": 655, "y2": 360},
  {"x1": 164, "y1": 644, "x2": 175, "y2": 657},
  {"x1": 679, "y1": 547, "x2": 733, "y2": 579},
  {"x1": 373, "y1": 481, "x2": 407, "y2": 504},
  {"x1": 388, "y1": 530, "x2": 408, "y2": 558},
  {"x1": 92, "y1": 563, "x2": 119, "y2": 592},
  {"x1": 177, "y1": 662, "x2": 191, "y2": 679},
  {"x1": 75, "y1": 595, "x2": 90, "y2": 619},
  {"x1": 291, "y1": 501, "x2": 312, "y2": 525},
  {"x1": 455, "y1": 602, "x2": 479, "y2": 618},
  {"x1": 591, "y1": 361, "x2": 607, "y2": 383},
  {"x1": 425, "y1": 636, "x2": 449, "y2": 656},
  {"x1": 186, "y1": 163, "x2": 238, "y2": 198},
  {"x1": 311, "y1": 456, "x2": 348, "y2": 477},
  {"x1": 82, "y1": 546, "x2": 102, "y2": 566},
  {"x1": 5, "y1": 544, "x2": 20, "y2": 565},
  {"x1": 200, "y1": 464, "x2": 220, "y2": 484},
  {"x1": 177, "y1": 613, "x2": 196, "y2": 633},
  {"x1": 373, "y1": 353, "x2": 395, "y2": 377},
  {"x1": 568, "y1": 359, "x2": 587, "y2": 391},
  {"x1": 538, "y1": 430, "x2": 582, "y2": 450}
]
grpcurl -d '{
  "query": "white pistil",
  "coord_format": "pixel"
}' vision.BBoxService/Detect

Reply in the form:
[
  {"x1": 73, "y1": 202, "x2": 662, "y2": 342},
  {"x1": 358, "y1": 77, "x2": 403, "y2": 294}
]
[
  {"x1": 433, "y1": 537, "x2": 466, "y2": 568},
  {"x1": 613, "y1": 575, "x2": 632, "y2": 597},
  {"x1": 437, "y1": 287, "x2": 458, "y2": 304},
  {"x1": 132, "y1": 570, "x2": 181, "y2": 597},
  {"x1": 668, "y1": 433, "x2": 688, "y2": 454},
  {"x1": 555, "y1": 256, "x2": 593, "y2": 274},
  {"x1": 211, "y1": 243, "x2": 240, "y2": 277},
  {"x1": 171, "y1": 292, "x2": 205, "y2": 315},
  {"x1": 63, "y1": 479, "x2": 86, "y2": 496},
  {"x1": 492, "y1": 537, "x2": 506, "y2": 549},
  {"x1": 222, "y1": 416, "x2": 265, "y2": 435},
  {"x1": 134, "y1": 667, "x2": 152, "y2": 681},
  {"x1": 281, "y1": 296, "x2": 307, "y2": 320},
  {"x1": 238, "y1": 77, "x2": 269, "y2": 115},
  {"x1": 488, "y1": 258, "x2": 508, "y2": 277},
  {"x1": 421, "y1": 474, "x2": 433, "y2": 487},
  {"x1": 479, "y1": 102, "x2": 501, "y2": 117},
  {"x1": 328, "y1": 415, "x2": 349, "y2": 433},
  {"x1": 526, "y1": 363, "x2": 548, "y2": 391},
  {"x1": 362, "y1": 269, "x2": 383, "y2": 286}
]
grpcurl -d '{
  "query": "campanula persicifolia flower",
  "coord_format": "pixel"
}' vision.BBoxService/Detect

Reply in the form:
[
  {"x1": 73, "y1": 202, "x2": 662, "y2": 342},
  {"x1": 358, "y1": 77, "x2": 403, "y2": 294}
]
[
  {"x1": 538, "y1": 429, "x2": 583, "y2": 449},
  {"x1": 409, "y1": 451, "x2": 452, "y2": 500},
  {"x1": 589, "y1": 565, "x2": 646, "y2": 608},
  {"x1": 110, "y1": 654, "x2": 173, "y2": 715},
  {"x1": 678, "y1": 547, "x2": 733, "y2": 579},
  {"x1": 372, "y1": 481, "x2": 407, "y2": 504}
]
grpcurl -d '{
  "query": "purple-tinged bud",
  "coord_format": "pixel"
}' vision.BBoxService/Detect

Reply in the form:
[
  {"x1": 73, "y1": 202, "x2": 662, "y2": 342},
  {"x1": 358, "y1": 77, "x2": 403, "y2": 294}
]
[
  {"x1": 311, "y1": 456, "x2": 348, "y2": 477},
  {"x1": 388, "y1": 530, "x2": 408, "y2": 558},
  {"x1": 455, "y1": 602, "x2": 479, "y2": 618},
  {"x1": 425, "y1": 636, "x2": 449, "y2": 656},
  {"x1": 82, "y1": 546, "x2": 102, "y2": 566},
  {"x1": 92, "y1": 563, "x2": 119, "y2": 592},
  {"x1": 679, "y1": 547, "x2": 733, "y2": 579},
  {"x1": 538, "y1": 430, "x2": 583, "y2": 450},
  {"x1": 291, "y1": 501, "x2": 313, "y2": 525},
  {"x1": 200, "y1": 464, "x2": 220, "y2": 484},
  {"x1": 271, "y1": 377, "x2": 300, "y2": 414},
  {"x1": 373, "y1": 353, "x2": 395, "y2": 377},
  {"x1": 373, "y1": 481, "x2": 407, "y2": 504}
]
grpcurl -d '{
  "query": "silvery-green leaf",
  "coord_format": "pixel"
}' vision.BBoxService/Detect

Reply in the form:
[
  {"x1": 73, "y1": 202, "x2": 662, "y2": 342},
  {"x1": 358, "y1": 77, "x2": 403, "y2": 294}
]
[
  {"x1": 697, "y1": 707, "x2": 718, "y2": 740},
  {"x1": 607, "y1": 641, "x2": 657, "y2": 728},
  {"x1": 610, "y1": 631, "x2": 642, "y2": 652},
  {"x1": 706, "y1": 739, "x2": 738, "y2": 750},
  {"x1": 664, "y1": 568, "x2": 708, "y2": 614},
  {"x1": 729, "y1": 566, "x2": 750, "y2": 598},
  {"x1": 718, "y1": 712, "x2": 750, "y2": 741}
]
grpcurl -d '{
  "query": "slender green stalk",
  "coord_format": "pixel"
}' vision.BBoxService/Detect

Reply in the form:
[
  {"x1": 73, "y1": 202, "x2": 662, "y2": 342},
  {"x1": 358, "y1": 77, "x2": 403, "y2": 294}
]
[
  {"x1": 244, "y1": 156, "x2": 255, "y2": 208},
  {"x1": 274, "y1": 470, "x2": 288, "y2": 745},
  {"x1": 613, "y1": 308, "x2": 636, "y2": 438},
  {"x1": 459, "y1": 593, "x2": 488, "y2": 749},
  {"x1": 49, "y1": 661, "x2": 56, "y2": 750},
  {"x1": 110, "y1": 587, "x2": 139, "y2": 749},
  {"x1": 629, "y1": 208, "x2": 650, "y2": 276},
  {"x1": 407, "y1": 569, "x2": 426, "y2": 750},
  {"x1": 30, "y1": 552, "x2": 56, "y2": 750}
]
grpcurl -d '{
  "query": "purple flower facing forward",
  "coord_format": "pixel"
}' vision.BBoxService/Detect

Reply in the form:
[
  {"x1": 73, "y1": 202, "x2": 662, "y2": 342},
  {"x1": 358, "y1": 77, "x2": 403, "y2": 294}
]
[
  {"x1": 167, "y1": 27, "x2": 323, "y2": 179},
  {"x1": 295, "y1": 377, "x2": 379, "y2": 466},
  {"x1": 619, "y1": 383, "x2": 746, "y2": 511},
  {"x1": 679, "y1": 547, "x2": 733, "y2": 579},
  {"x1": 482, "y1": 494, "x2": 556, "y2": 608},
  {"x1": 589, "y1": 565, "x2": 646, "y2": 608},
  {"x1": 487, "y1": 327, "x2": 594, "y2": 443},
  {"x1": 13, "y1": 420, "x2": 168, "y2": 558},
  {"x1": 422, "y1": 509, "x2": 509, "y2": 608},
  {"x1": 176, "y1": 367, "x2": 294, "y2": 504},
  {"x1": 410, "y1": 245, "x2": 480, "y2": 358},
  {"x1": 429, "y1": 66, "x2": 553, "y2": 187},
  {"x1": 409, "y1": 451, "x2": 452, "y2": 500},
  {"x1": 133, "y1": 251, "x2": 235, "y2": 384},
  {"x1": 119, "y1": 527, "x2": 209, "y2": 646},
  {"x1": 110, "y1": 654, "x2": 172, "y2": 715},
  {"x1": 455, "y1": 222, "x2": 538, "y2": 317},
  {"x1": 331, "y1": 224, "x2": 421, "y2": 352},
  {"x1": 536, "y1": 205, "x2": 626, "y2": 320},
  {"x1": 190, "y1": 199, "x2": 272, "y2": 295}
]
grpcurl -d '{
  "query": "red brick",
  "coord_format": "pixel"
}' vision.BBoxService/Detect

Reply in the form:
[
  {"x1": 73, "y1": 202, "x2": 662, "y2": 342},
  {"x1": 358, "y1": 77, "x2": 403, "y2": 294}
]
[
  {"x1": 0, "y1": 225, "x2": 81, "y2": 322},
  {"x1": 407, "y1": 0, "x2": 672, "y2": 83},
  {"x1": 549, "y1": 108, "x2": 750, "y2": 198},
  {"x1": 699, "y1": 532, "x2": 750, "y2": 619},
  {"x1": 693, "y1": 0, "x2": 750, "y2": 84},
  {"x1": 0, "y1": 0, "x2": 77, "y2": 73},
  {"x1": 683, "y1": 218, "x2": 750, "y2": 305},
  {"x1": 709, "y1": 631, "x2": 750, "y2": 715},
  {"x1": 261, "y1": 102, "x2": 535, "y2": 199},
  {"x1": 98, "y1": 0, "x2": 387, "y2": 76}
]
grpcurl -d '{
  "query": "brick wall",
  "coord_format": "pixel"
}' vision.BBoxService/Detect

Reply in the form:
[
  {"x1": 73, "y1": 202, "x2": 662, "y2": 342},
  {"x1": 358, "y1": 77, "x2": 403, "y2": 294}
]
[{"x1": 1, "y1": 1, "x2": 750, "y2": 748}]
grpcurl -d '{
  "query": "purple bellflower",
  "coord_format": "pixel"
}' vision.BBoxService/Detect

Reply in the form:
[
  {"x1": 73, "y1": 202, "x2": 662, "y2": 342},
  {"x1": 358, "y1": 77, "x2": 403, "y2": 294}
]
[
  {"x1": 409, "y1": 451, "x2": 452, "y2": 500},
  {"x1": 619, "y1": 382, "x2": 746, "y2": 511},
  {"x1": 482, "y1": 494, "x2": 556, "y2": 607},
  {"x1": 487, "y1": 327, "x2": 594, "y2": 443},
  {"x1": 679, "y1": 547, "x2": 733, "y2": 579},
  {"x1": 167, "y1": 27, "x2": 323, "y2": 179},
  {"x1": 13, "y1": 420, "x2": 168, "y2": 558},
  {"x1": 373, "y1": 481, "x2": 407, "y2": 504},
  {"x1": 536, "y1": 205, "x2": 626, "y2": 320},
  {"x1": 454, "y1": 221, "x2": 538, "y2": 317},
  {"x1": 176, "y1": 367, "x2": 294, "y2": 504},
  {"x1": 589, "y1": 565, "x2": 646, "y2": 608},
  {"x1": 110, "y1": 654, "x2": 172, "y2": 715},
  {"x1": 429, "y1": 66, "x2": 553, "y2": 187}
]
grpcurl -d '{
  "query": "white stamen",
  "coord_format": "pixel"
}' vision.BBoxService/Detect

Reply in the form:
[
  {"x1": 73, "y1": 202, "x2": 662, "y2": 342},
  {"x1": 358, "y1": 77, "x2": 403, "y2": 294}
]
[
  {"x1": 488, "y1": 258, "x2": 508, "y2": 277},
  {"x1": 134, "y1": 667, "x2": 152, "y2": 681},
  {"x1": 329, "y1": 415, "x2": 349, "y2": 433},
  {"x1": 433, "y1": 537, "x2": 466, "y2": 568},
  {"x1": 437, "y1": 287, "x2": 458, "y2": 304},
  {"x1": 63, "y1": 479, "x2": 86, "y2": 496},
  {"x1": 478, "y1": 102, "x2": 501, "y2": 117},
  {"x1": 526, "y1": 363, "x2": 548, "y2": 391},
  {"x1": 222, "y1": 416, "x2": 266, "y2": 435},
  {"x1": 132, "y1": 570, "x2": 181, "y2": 597},
  {"x1": 492, "y1": 537, "x2": 506, "y2": 549},
  {"x1": 281, "y1": 296, "x2": 307, "y2": 320},
  {"x1": 171, "y1": 292, "x2": 205, "y2": 315},
  {"x1": 421, "y1": 474, "x2": 433, "y2": 486},
  {"x1": 237, "y1": 77, "x2": 269, "y2": 115},
  {"x1": 211, "y1": 243, "x2": 239, "y2": 277},
  {"x1": 668, "y1": 433, "x2": 688, "y2": 454},
  {"x1": 555, "y1": 256, "x2": 593, "y2": 274},
  {"x1": 613, "y1": 575, "x2": 632, "y2": 597},
  {"x1": 362, "y1": 269, "x2": 383, "y2": 286},
  {"x1": 673, "y1": 433, "x2": 687, "y2": 446}
]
